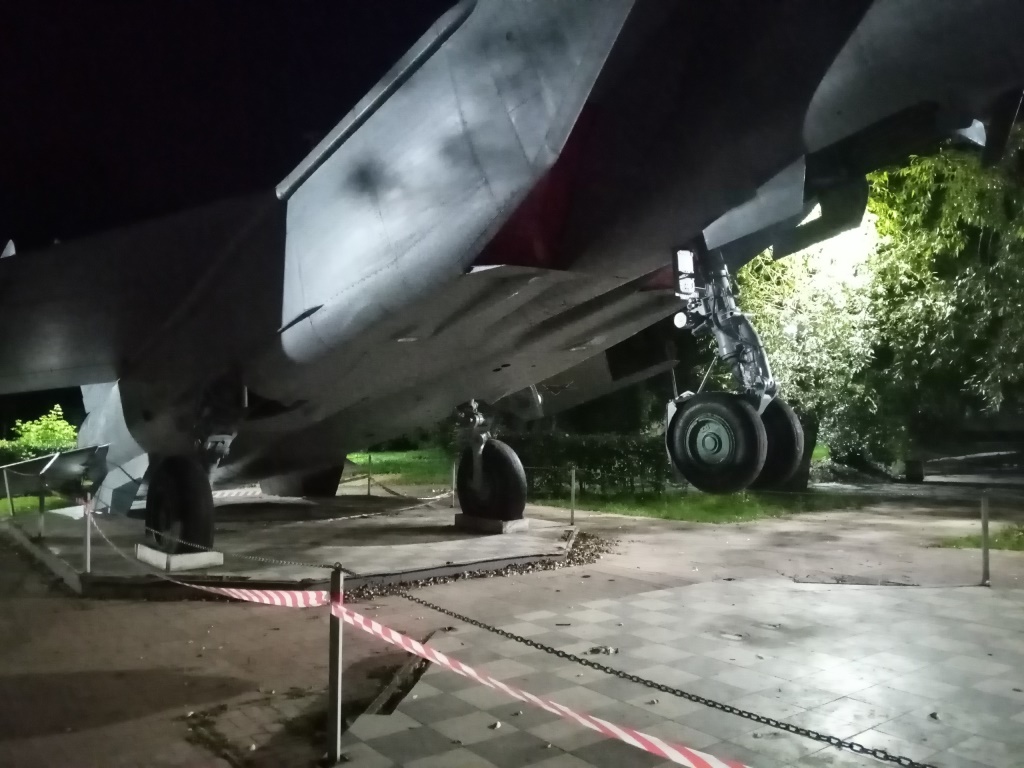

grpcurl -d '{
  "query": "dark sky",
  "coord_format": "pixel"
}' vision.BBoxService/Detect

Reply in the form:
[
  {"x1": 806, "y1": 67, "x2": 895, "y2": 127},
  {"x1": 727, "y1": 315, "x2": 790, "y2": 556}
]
[{"x1": 0, "y1": 0, "x2": 454, "y2": 247}]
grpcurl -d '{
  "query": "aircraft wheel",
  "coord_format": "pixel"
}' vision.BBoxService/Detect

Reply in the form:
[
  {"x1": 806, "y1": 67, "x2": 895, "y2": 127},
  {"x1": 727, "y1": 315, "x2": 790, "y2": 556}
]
[
  {"x1": 260, "y1": 466, "x2": 344, "y2": 498},
  {"x1": 667, "y1": 393, "x2": 767, "y2": 494},
  {"x1": 750, "y1": 398, "x2": 805, "y2": 490},
  {"x1": 456, "y1": 439, "x2": 527, "y2": 521},
  {"x1": 145, "y1": 456, "x2": 214, "y2": 554}
]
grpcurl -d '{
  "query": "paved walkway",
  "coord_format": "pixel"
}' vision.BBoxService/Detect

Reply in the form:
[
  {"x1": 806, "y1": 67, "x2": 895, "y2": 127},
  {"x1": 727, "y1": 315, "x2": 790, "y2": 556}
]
[
  {"x1": 341, "y1": 579, "x2": 1024, "y2": 767},
  {"x1": 1, "y1": 497, "x2": 1023, "y2": 767}
]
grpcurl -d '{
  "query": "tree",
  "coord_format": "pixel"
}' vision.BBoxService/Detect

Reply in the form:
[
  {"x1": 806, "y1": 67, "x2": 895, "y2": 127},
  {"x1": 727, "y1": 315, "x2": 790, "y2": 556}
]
[
  {"x1": 738, "y1": 126, "x2": 1024, "y2": 464},
  {"x1": 1, "y1": 405, "x2": 78, "y2": 463},
  {"x1": 739, "y1": 221, "x2": 884, "y2": 461}
]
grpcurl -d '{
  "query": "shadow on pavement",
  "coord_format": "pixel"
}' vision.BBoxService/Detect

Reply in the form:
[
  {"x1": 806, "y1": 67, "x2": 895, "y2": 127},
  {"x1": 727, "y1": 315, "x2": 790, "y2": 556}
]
[{"x1": 0, "y1": 669, "x2": 253, "y2": 740}]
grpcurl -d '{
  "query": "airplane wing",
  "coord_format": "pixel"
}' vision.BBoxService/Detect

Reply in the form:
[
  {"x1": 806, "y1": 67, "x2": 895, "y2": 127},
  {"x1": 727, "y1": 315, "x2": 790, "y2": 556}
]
[{"x1": 0, "y1": 195, "x2": 284, "y2": 396}]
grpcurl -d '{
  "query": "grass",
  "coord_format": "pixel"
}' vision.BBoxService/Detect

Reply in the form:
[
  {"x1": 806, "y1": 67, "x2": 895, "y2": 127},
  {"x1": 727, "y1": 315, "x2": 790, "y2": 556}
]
[
  {"x1": 1, "y1": 494, "x2": 76, "y2": 516},
  {"x1": 536, "y1": 489, "x2": 864, "y2": 523},
  {"x1": 348, "y1": 447, "x2": 859, "y2": 523},
  {"x1": 938, "y1": 525, "x2": 1024, "y2": 551},
  {"x1": 349, "y1": 449, "x2": 452, "y2": 485},
  {"x1": 811, "y1": 443, "x2": 829, "y2": 462}
]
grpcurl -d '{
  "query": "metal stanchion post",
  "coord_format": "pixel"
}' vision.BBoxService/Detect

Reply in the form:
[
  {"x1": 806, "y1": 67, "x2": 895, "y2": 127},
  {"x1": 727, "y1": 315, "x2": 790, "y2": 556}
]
[
  {"x1": 570, "y1": 466, "x2": 576, "y2": 527},
  {"x1": 451, "y1": 460, "x2": 457, "y2": 508},
  {"x1": 327, "y1": 564, "x2": 344, "y2": 764},
  {"x1": 37, "y1": 492, "x2": 45, "y2": 539},
  {"x1": 981, "y1": 491, "x2": 991, "y2": 587},
  {"x1": 367, "y1": 455, "x2": 372, "y2": 497},
  {"x1": 3, "y1": 469, "x2": 13, "y2": 517},
  {"x1": 83, "y1": 494, "x2": 92, "y2": 575}
]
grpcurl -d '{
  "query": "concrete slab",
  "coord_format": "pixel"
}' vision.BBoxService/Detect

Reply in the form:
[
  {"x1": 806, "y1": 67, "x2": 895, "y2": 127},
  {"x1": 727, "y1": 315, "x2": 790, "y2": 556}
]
[
  {"x1": 2, "y1": 494, "x2": 574, "y2": 596},
  {"x1": 454, "y1": 514, "x2": 530, "y2": 534},
  {"x1": 134, "y1": 544, "x2": 224, "y2": 572}
]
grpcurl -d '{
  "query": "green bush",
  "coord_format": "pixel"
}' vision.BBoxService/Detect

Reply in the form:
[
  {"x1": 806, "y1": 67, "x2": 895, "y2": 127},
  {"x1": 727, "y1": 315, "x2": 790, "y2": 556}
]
[
  {"x1": 0, "y1": 406, "x2": 78, "y2": 466},
  {"x1": 498, "y1": 432, "x2": 672, "y2": 496}
]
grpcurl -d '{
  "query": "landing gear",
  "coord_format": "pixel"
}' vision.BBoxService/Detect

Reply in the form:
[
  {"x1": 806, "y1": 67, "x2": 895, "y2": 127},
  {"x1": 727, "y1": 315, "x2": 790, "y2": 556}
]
[
  {"x1": 260, "y1": 466, "x2": 344, "y2": 498},
  {"x1": 454, "y1": 400, "x2": 528, "y2": 521},
  {"x1": 667, "y1": 242, "x2": 804, "y2": 493},
  {"x1": 145, "y1": 456, "x2": 214, "y2": 554},
  {"x1": 667, "y1": 393, "x2": 766, "y2": 493},
  {"x1": 750, "y1": 397, "x2": 804, "y2": 490}
]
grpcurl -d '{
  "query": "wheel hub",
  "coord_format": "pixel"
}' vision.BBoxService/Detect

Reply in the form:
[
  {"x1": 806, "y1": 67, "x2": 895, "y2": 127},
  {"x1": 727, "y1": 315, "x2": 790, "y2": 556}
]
[{"x1": 688, "y1": 417, "x2": 735, "y2": 467}]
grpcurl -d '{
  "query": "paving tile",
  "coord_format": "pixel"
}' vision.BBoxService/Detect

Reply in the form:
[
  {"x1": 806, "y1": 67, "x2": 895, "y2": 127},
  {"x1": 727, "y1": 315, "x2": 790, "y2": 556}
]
[
  {"x1": 847, "y1": 684, "x2": 937, "y2": 714},
  {"x1": 335, "y1": 742, "x2": 396, "y2": 767},
  {"x1": 543, "y1": 686, "x2": 619, "y2": 713},
  {"x1": 570, "y1": 738, "x2": 666, "y2": 768},
  {"x1": 838, "y1": 728, "x2": 939, "y2": 764},
  {"x1": 405, "y1": 747, "x2": 502, "y2": 768},
  {"x1": 711, "y1": 666, "x2": 789, "y2": 693},
  {"x1": 624, "y1": 643, "x2": 692, "y2": 664},
  {"x1": 400, "y1": 692, "x2": 482, "y2": 724},
  {"x1": 728, "y1": 692, "x2": 806, "y2": 721},
  {"x1": 563, "y1": 609, "x2": 619, "y2": 624},
  {"x1": 872, "y1": 711, "x2": 973, "y2": 753},
  {"x1": 638, "y1": 719, "x2": 720, "y2": 750},
  {"x1": 470, "y1": 729, "x2": 565, "y2": 768},
  {"x1": 632, "y1": 663, "x2": 701, "y2": 689},
  {"x1": 793, "y1": 745, "x2": 890, "y2": 767},
  {"x1": 366, "y1": 724, "x2": 467, "y2": 765},
  {"x1": 528, "y1": 718, "x2": 606, "y2": 752},
  {"x1": 432, "y1": 711, "x2": 519, "y2": 746},
  {"x1": 517, "y1": 611, "x2": 560, "y2": 623},
  {"x1": 945, "y1": 735, "x2": 1021, "y2": 768},
  {"x1": 622, "y1": 691, "x2": 707, "y2": 720},
  {"x1": 759, "y1": 680, "x2": 842, "y2": 710},
  {"x1": 347, "y1": 712, "x2": 421, "y2": 741},
  {"x1": 730, "y1": 725, "x2": 823, "y2": 763}
]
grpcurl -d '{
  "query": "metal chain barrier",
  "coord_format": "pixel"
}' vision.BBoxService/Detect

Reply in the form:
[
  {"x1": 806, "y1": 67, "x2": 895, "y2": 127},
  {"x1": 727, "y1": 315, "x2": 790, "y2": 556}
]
[{"x1": 400, "y1": 592, "x2": 935, "y2": 768}]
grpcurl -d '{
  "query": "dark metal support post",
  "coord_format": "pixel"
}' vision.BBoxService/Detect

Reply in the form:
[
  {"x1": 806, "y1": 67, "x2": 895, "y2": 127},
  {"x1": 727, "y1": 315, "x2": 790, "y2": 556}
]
[
  {"x1": 570, "y1": 467, "x2": 576, "y2": 526},
  {"x1": 3, "y1": 469, "x2": 13, "y2": 517},
  {"x1": 327, "y1": 564, "x2": 344, "y2": 764},
  {"x1": 37, "y1": 492, "x2": 45, "y2": 539},
  {"x1": 981, "y1": 492, "x2": 991, "y2": 587}
]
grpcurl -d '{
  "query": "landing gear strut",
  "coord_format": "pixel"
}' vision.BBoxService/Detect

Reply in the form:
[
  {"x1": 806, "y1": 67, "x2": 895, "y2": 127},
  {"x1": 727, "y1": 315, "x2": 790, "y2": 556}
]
[
  {"x1": 454, "y1": 400, "x2": 527, "y2": 521},
  {"x1": 667, "y1": 243, "x2": 804, "y2": 493},
  {"x1": 145, "y1": 456, "x2": 214, "y2": 553}
]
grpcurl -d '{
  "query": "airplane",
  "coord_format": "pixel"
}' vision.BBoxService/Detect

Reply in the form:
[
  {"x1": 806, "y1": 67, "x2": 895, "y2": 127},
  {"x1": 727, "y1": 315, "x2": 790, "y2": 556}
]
[{"x1": 2, "y1": 0, "x2": 1023, "y2": 553}]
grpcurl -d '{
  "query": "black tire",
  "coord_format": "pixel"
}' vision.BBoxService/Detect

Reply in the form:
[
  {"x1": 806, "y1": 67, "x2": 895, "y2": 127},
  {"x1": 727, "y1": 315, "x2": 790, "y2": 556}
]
[
  {"x1": 145, "y1": 456, "x2": 214, "y2": 554},
  {"x1": 456, "y1": 439, "x2": 527, "y2": 521},
  {"x1": 260, "y1": 466, "x2": 344, "y2": 498},
  {"x1": 666, "y1": 393, "x2": 767, "y2": 494},
  {"x1": 750, "y1": 398, "x2": 805, "y2": 490}
]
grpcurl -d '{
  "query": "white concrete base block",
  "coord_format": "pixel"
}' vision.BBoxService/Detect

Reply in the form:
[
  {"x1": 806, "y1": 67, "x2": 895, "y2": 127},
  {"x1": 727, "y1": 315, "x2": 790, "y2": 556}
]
[
  {"x1": 135, "y1": 543, "x2": 224, "y2": 572},
  {"x1": 454, "y1": 514, "x2": 529, "y2": 534}
]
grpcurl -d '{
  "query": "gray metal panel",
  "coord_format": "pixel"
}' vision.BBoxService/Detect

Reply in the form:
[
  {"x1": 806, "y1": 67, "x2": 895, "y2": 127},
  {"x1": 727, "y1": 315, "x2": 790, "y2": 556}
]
[
  {"x1": 804, "y1": 0, "x2": 1024, "y2": 152},
  {"x1": 0, "y1": 195, "x2": 273, "y2": 395}
]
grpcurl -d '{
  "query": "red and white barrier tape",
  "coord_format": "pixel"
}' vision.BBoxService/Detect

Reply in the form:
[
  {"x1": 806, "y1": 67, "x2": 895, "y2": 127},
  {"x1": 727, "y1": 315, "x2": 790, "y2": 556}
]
[
  {"x1": 201, "y1": 586, "x2": 329, "y2": 608},
  {"x1": 332, "y1": 602, "x2": 747, "y2": 768}
]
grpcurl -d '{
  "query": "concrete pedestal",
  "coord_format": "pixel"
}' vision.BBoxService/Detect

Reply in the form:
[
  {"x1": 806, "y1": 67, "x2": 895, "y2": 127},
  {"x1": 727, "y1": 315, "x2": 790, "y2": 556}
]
[
  {"x1": 135, "y1": 543, "x2": 224, "y2": 572},
  {"x1": 454, "y1": 514, "x2": 529, "y2": 534}
]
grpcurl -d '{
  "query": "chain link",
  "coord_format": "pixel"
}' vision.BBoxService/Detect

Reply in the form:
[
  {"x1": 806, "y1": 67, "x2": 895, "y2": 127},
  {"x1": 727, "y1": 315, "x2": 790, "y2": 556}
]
[{"x1": 401, "y1": 593, "x2": 934, "y2": 768}]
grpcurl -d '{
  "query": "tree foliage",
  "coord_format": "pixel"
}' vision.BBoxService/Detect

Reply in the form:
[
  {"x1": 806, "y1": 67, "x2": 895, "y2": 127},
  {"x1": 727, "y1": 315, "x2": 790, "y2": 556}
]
[
  {"x1": 739, "y1": 127, "x2": 1024, "y2": 462},
  {"x1": 0, "y1": 405, "x2": 78, "y2": 465}
]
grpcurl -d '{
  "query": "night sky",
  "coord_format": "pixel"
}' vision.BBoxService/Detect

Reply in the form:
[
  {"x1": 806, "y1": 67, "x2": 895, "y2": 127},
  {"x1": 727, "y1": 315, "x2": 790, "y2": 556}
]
[{"x1": 1, "y1": 0, "x2": 454, "y2": 248}]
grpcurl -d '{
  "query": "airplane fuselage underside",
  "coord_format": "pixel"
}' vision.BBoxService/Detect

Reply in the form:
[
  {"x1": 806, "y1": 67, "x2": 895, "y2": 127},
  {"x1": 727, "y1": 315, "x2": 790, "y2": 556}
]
[{"x1": 5, "y1": 0, "x2": 1024, "y2": 501}]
